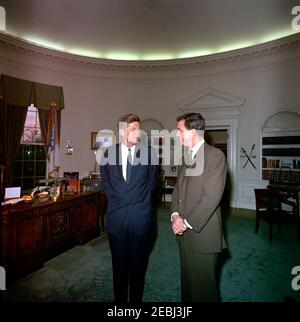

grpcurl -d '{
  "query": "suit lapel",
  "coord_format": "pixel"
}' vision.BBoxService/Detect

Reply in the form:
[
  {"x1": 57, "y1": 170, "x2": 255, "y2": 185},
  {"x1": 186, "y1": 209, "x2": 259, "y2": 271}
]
[
  {"x1": 117, "y1": 143, "x2": 142, "y2": 184},
  {"x1": 178, "y1": 158, "x2": 188, "y2": 191},
  {"x1": 130, "y1": 144, "x2": 141, "y2": 180},
  {"x1": 184, "y1": 144, "x2": 204, "y2": 177},
  {"x1": 116, "y1": 144, "x2": 124, "y2": 181}
]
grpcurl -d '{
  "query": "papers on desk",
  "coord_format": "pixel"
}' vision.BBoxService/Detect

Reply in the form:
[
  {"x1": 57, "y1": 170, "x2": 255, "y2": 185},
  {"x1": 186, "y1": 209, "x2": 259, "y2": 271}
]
[
  {"x1": 1, "y1": 187, "x2": 23, "y2": 206},
  {"x1": 4, "y1": 187, "x2": 21, "y2": 199},
  {"x1": 1, "y1": 197, "x2": 24, "y2": 206}
]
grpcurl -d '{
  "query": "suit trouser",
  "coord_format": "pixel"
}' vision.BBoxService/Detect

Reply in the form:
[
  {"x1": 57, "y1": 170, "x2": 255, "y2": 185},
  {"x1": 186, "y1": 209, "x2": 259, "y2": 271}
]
[
  {"x1": 178, "y1": 239, "x2": 220, "y2": 302},
  {"x1": 108, "y1": 230, "x2": 149, "y2": 303}
]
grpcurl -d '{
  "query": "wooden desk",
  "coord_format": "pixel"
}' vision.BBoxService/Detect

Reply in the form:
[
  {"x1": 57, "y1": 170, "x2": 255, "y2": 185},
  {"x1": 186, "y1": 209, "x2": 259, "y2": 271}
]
[
  {"x1": 268, "y1": 184, "x2": 300, "y2": 216},
  {"x1": 268, "y1": 183, "x2": 300, "y2": 240},
  {"x1": 0, "y1": 191, "x2": 107, "y2": 282}
]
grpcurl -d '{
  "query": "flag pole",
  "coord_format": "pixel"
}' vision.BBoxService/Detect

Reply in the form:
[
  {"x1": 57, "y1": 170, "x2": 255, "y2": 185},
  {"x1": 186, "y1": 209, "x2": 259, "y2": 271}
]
[{"x1": 47, "y1": 101, "x2": 60, "y2": 179}]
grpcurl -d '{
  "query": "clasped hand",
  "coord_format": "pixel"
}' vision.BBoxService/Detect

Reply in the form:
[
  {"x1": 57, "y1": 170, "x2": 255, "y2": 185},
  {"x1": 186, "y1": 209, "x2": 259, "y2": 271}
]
[{"x1": 172, "y1": 214, "x2": 187, "y2": 235}]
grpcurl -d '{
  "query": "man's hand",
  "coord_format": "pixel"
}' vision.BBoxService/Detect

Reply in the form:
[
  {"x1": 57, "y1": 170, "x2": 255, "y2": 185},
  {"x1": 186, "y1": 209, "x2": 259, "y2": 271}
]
[{"x1": 172, "y1": 214, "x2": 187, "y2": 235}]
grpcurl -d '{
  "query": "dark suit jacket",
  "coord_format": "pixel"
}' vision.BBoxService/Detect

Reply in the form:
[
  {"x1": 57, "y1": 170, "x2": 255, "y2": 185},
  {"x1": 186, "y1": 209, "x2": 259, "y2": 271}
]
[
  {"x1": 171, "y1": 143, "x2": 227, "y2": 253},
  {"x1": 100, "y1": 143, "x2": 159, "y2": 237}
]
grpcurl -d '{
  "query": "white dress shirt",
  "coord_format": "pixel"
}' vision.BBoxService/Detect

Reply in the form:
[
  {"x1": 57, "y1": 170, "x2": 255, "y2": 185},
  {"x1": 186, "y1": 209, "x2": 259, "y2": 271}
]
[
  {"x1": 121, "y1": 143, "x2": 136, "y2": 181},
  {"x1": 171, "y1": 139, "x2": 205, "y2": 229},
  {"x1": 188, "y1": 139, "x2": 205, "y2": 160}
]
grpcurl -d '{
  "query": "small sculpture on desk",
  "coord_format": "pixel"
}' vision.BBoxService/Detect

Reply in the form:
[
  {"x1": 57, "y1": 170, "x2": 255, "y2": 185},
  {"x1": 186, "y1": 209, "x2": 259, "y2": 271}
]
[
  {"x1": 31, "y1": 186, "x2": 51, "y2": 200},
  {"x1": 50, "y1": 184, "x2": 60, "y2": 202},
  {"x1": 60, "y1": 179, "x2": 67, "y2": 197},
  {"x1": 37, "y1": 191, "x2": 50, "y2": 202}
]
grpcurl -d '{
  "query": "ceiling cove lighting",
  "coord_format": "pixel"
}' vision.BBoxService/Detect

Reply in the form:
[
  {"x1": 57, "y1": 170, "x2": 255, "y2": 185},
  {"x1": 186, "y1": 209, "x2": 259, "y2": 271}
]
[
  {"x1": 104, "y1": 52, "x2": 140, "y2": 61},
  {"x1": 258, "y1": 28, "x2": 296, "y2": 43},
  {"x1": 22, "y1": 30, "x2": 298, "y2": 61},
  {"x1": 218, "y1": 41, "x2": 256, "y2": 53},
  {"x1": 142, "y1": 53, "x2": 175, "y2": 60},
  {"x1": 24, "y1": 36, "x2": 65, "y2": 51},
  {"x1": 68, "y1": 48, "x2": 101, "y2": 58},
  {"x1": 177, "y1": 50, "x2": 213, "y2": 59}
]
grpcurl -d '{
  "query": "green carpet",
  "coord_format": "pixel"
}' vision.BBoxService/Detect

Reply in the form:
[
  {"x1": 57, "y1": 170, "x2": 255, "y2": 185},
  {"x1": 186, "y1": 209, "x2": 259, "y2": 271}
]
[{"x1": 2, "y1": 207, "x2": 300, "y2": 302}]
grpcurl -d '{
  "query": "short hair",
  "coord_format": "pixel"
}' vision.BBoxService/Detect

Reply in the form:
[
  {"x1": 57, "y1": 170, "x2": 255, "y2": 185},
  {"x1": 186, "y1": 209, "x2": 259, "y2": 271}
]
[
  {"x1": 118, "y1": 113, "x2": 140, "y2": 129},
  {"x1": 176, "y1": 112, "x2": 205, "y2": 131}
]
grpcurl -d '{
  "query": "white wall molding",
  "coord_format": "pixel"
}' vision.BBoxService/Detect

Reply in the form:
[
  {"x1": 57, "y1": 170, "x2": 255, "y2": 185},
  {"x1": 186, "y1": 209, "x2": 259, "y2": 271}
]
[
  {"x1": 0, "y1": 32, "x2": 299, "y2": 72},
  {"x1": 261, "y1": 110, "x2": 300, "y2": 132},
  {"x1": 177, "y1": 87, "x2": 246, "y2": 118},
  {"x1": 238, "y1": 180, "x2": 269, "y2": 209},
  {"x1": 1, "y1": 33, "x2": 299, "y2": 207}
]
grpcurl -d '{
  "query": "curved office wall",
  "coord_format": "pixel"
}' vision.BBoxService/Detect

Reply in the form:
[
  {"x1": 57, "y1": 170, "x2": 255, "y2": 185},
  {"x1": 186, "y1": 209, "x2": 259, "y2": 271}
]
[{"x1": 0, "y1": 33, "x2": 300, "y2": 209}]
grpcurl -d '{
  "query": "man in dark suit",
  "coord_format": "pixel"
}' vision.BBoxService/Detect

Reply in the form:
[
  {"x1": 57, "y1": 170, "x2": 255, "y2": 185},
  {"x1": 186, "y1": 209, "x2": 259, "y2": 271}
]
[
  {"x1": 100, "y1": 113, "x2": 159, "y2": 303},
  {"x1": 171, "y1": 112, "x2": 227, "y2": 302}
]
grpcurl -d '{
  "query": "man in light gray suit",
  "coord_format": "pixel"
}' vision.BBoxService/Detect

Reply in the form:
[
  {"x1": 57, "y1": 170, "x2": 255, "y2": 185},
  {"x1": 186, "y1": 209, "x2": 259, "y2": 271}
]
[{"x1": 171, "y1": 112, "x2": 227, "y2": 302}]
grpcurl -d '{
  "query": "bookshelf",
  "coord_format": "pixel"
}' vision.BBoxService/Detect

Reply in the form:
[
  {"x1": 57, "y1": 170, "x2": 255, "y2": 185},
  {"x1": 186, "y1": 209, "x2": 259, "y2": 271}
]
[{"x1": 262, "y1": 131, "x2": 300, "y2": 184}]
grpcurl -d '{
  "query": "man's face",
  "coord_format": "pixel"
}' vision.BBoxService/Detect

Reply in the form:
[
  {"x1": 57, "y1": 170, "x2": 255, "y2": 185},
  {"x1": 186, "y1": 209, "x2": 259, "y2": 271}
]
[
  {"x1": 176, "y1": 120, "x2": 194, "y2": 148},
  {"x1": 120, "y1": 121, "x2": 141, "y2": 146}
]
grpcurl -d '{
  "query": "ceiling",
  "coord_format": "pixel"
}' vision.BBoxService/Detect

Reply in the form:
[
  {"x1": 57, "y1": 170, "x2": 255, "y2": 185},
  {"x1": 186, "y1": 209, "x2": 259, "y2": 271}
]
[{"x1": 0, "y1": 0, "x2": 299, "y2": 61}]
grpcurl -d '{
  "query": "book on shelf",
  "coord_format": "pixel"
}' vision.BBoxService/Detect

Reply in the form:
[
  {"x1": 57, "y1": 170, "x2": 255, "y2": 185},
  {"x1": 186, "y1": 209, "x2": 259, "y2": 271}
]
[
  {"x1": 262, "y1": 148, "x2": 300, "y2": 157},
  {"x1": 262, "y1": 169, "x2": 300, "y2": 184},
  {"x1": 263, "y1": 135, "x2": 300, "y2": 145}
]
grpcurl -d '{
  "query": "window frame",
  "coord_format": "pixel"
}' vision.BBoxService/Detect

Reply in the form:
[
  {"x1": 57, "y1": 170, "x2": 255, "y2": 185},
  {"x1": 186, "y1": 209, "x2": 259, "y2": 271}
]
[{"x1": 12, "y1": 105, "x2": 47, "y2": 192}]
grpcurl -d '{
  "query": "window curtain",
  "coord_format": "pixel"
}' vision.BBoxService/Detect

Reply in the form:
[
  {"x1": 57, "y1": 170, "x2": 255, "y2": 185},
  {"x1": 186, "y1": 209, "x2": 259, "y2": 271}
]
[
  {"x1": 38, "y1": 106, "x2": 62, "y2": 177},
  {"x1": 0, "y1": 74, "x2": 65, "y2": 187},
  {"x1": 0, "y1": 102, "x2": 28, "y2": 187},
  {"x1": 0, "y1": 75, "x2": 33, "y2": 187},
  {"x1": 33, "y1": 81, "x2": 64, "y2": 169},
  {"x1": 33, "y1": 81, "x2": 64, "y2": 111}
]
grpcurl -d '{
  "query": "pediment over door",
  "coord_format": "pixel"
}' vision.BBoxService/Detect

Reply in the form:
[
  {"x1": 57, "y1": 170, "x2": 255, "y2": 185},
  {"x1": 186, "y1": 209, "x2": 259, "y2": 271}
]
[{"x1": 177, "y1": 87, "x2": 246, "y2": 119}]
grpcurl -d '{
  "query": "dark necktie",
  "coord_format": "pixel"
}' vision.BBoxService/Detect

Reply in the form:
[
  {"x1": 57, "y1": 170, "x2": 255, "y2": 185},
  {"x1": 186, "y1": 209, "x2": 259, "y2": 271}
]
[
  {"x1": 186, "y1": 149, "x2": 195, "y2": 168},
  {"x1": 126, "y1": 148, "x2": 133, "y2": 182}
]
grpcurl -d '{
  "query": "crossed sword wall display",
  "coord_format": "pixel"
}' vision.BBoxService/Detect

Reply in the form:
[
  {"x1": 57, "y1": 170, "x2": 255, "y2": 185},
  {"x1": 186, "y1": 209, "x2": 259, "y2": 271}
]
[{"x1": 241, "y1": 144, "x2": 256, "y2": 169}]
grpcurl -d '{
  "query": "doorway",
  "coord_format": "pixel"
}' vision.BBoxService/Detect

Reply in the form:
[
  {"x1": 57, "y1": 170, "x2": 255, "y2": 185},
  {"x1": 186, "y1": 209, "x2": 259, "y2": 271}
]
[
  {"x1": 205, "y1": 130, "x2": 228, "y2": 158},
  {"x1": 205, "y1": 129, "x2": 230, "y2": 209}
]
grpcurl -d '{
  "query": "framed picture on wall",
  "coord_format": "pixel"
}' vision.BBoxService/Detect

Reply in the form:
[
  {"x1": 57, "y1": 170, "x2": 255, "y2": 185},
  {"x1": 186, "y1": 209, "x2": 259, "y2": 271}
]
[{"x1": 91, "y1": 131, "x2": 115, "y2": 150}]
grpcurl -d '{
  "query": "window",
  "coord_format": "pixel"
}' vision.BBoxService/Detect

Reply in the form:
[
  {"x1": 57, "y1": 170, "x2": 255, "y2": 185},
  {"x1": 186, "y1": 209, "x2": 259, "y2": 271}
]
[
  {"x1": 12, "y1": 105, "x2": 47, "y2": 193},
  {"x1": 21, "y1": 104, "x2": 43, "y2": 144}
]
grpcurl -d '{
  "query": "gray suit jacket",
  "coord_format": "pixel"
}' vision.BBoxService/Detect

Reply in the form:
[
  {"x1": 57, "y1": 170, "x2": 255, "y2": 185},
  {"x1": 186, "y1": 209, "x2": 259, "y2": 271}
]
[{"x1": 171, "y1": 143, "x2": 227, "y2": 253}]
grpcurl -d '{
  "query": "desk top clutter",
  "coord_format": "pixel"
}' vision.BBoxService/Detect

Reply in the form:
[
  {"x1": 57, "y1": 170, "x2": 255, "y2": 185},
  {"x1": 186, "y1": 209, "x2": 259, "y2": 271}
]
[
  {"x1": 1, "y1": 174, "x2": 79, "y2": 207},
  {"x1": 0, "y1": 170, "x2": 103, "y2": 208}
]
